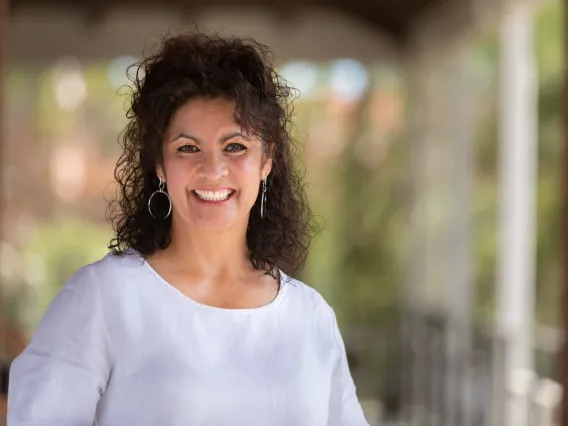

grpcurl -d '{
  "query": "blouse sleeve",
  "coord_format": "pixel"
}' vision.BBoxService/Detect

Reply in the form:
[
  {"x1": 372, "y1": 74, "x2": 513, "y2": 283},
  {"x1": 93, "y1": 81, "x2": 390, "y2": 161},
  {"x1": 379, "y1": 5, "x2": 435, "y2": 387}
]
[
  {"x1": 8, "y1": 265, "x2": 112, "y2": 426},
  {"x1": 327, "y1": 308, "x2": 370, "y2": 426}
]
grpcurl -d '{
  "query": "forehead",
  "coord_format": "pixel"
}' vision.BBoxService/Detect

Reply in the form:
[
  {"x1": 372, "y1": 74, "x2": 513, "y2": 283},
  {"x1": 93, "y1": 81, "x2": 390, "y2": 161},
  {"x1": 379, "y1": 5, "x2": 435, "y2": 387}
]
[{"x1": 168, "y1": 98, "x2": 238, "y2": 132}]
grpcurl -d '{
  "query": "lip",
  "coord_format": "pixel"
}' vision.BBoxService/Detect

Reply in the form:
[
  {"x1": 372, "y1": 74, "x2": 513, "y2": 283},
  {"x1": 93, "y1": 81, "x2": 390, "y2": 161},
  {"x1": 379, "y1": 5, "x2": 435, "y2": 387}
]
[
  {"x1": 191, "y1": 188, "x2": 235, "y2": 205},
  {"x1": 193, "y1": 187, "x2": 235, "y2": 192}
]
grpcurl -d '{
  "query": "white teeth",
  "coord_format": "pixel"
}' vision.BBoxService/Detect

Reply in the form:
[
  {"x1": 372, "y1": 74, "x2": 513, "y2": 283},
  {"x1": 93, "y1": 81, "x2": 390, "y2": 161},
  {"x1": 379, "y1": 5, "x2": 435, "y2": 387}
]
[{"x1": 194, "y1": 189, "x2": 233, "y2": 201}]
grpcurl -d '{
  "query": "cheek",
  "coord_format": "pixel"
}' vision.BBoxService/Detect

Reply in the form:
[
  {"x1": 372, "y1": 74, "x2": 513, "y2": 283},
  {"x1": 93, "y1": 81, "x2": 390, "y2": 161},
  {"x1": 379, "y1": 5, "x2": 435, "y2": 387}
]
[
  {"x1": 163, "y1": 157, "x2": 194, "y2": 187},
  {"x1": 232, "y1": 154, "x2": 263, "y2": 180}
]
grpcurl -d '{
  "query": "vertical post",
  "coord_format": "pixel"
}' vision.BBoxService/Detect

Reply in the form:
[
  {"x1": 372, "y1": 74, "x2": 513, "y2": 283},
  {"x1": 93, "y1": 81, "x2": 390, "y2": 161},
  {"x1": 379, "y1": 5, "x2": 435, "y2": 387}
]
[
  {"x1": 496, "y1": 3, "x2": 538, "y2": 426},
  {"x1": 0, "y1": 0, "x2": 7, "y2": 356},
  {"x1": 561, "y1": 0, "x2": 568, "y2": 424},
  {"x1": 401, "y1": 40, "x2": 431, "y2": 425},
  {"x1": 444, "y1": 44, "x2": 474, "y2": 426},
  {"x1": 403, "y1": 29, "x2": 475, "y2": 426},
  {"x1": 0, "y1": 0, "x2": 7, "y2": 421}
]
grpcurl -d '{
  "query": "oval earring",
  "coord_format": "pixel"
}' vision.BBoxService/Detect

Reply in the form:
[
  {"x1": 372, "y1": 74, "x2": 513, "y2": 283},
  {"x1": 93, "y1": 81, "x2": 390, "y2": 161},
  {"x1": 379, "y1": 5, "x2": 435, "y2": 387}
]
[
  {"x1": 260, "y1": 177, "x2": 267, "y2": 219},
  {"x1": 148, "y1": 176, "x2": 172, "y2": 220}
]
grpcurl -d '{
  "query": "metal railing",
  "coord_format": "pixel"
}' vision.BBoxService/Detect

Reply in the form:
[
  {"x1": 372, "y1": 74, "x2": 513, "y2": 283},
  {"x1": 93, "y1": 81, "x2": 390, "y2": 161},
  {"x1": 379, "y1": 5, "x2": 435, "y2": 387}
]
[{"x1": 345, "y1": 313, "x2": 564, "y2": 426}]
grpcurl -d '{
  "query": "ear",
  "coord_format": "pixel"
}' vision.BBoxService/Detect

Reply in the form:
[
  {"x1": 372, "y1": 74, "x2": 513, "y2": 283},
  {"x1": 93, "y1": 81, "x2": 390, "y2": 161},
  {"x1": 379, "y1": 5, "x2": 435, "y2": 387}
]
[
  {"x1": 262, "y1": 157, "x2": 273, "y2": 180},
  {"x1": 156, "y1": 164, "x2": 166, "y2": 182}
]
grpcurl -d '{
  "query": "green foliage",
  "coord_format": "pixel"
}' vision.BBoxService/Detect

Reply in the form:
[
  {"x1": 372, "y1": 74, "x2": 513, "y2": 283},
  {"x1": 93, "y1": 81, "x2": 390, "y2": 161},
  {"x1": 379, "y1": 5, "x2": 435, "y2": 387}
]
[
  {"x1": 533, "y1": 0, "x2": 563, "y2": 326},
  {"x1": 20, "y1": 218, "x2": 111, "y2": 332},
  {"x1": 472, "y1": 0, "x2": 565, "y2": 327},
  {"x1": 301, "y1": 0, "x2": 565, "y2": 333}
]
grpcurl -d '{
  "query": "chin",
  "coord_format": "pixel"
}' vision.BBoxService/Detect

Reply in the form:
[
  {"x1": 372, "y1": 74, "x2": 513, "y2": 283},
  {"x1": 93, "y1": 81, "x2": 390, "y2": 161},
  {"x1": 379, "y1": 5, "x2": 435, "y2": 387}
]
[
  {"x1": 195, "y1": 222, "x2": 234, "y2": 231},
  {"x1": 186, "y1": 216, "x2": 238, "y2": 231},
  {"x1": 175, "y1": 206, "x2": 249, "y2": 231}
]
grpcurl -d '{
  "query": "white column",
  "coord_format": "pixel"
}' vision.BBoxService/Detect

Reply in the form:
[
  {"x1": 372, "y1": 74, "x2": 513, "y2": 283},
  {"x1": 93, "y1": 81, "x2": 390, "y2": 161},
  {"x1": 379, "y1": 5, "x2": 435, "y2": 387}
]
[
  {"x1": 403, "y1": 38, "x2": 476, "y2": 426},
  {"x1": 444, "y1": 45, "x2": 474, "y2": 426},
  {"x1": 401, "y1": 45, "x2": 431, "y2": 426},
  {"x1": 496, "y1": 3, "x2": 538, "y2": 426}
]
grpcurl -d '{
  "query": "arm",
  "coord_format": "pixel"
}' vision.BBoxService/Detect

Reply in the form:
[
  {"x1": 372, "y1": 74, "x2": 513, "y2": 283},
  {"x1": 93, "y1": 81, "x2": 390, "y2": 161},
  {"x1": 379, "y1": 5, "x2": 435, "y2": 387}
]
[
  {"x1": 327, "y1": 308, "x2": 369, "y2": 426},
  {"x1": 8, "y1": 265, "x2": 112, "y2": 426}
]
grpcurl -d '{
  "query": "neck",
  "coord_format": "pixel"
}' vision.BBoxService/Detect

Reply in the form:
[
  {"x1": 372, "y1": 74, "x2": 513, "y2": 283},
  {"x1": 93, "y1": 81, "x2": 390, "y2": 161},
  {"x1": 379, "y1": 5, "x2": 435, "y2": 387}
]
[{"x1": 163, "y1": 215, "x2": 252, "y2": 279}]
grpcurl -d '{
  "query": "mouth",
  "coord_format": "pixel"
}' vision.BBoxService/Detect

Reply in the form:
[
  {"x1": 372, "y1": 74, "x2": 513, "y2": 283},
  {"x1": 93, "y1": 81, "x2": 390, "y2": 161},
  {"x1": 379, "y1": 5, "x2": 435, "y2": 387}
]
[{"x1": 192, "y1": 189, "x2": 235, "y2": 203}]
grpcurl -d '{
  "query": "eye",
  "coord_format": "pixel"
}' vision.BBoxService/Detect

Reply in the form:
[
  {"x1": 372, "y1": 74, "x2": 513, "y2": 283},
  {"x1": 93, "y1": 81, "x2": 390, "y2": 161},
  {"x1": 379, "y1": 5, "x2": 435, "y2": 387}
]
[
  {"x1": 225, "y1": 143, "x2": 247, "y2": 153},
  {"x1": 178, "y1": 145, "x2": 199, "y2": 153}
]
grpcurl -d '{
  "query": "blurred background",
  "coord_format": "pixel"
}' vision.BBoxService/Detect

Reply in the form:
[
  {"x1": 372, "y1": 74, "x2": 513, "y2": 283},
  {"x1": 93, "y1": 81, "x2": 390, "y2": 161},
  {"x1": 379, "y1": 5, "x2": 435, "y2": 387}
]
[{"x1": 0, "y1": 0, "x2": 566, "y2": 424}]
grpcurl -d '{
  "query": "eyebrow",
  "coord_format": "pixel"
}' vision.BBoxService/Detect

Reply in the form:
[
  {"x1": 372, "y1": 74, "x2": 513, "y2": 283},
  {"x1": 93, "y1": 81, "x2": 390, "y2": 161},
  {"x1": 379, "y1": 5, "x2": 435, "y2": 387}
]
[{"x1": 171, "y1": 131, "x2": 243, "y2": 144}]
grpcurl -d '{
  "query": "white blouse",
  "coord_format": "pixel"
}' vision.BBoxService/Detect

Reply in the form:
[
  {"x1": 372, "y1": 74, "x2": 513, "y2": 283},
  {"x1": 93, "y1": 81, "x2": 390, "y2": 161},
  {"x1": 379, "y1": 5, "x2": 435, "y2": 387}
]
[{"x1": 8, "y1": 250, "x2": 369, "y2": 426}]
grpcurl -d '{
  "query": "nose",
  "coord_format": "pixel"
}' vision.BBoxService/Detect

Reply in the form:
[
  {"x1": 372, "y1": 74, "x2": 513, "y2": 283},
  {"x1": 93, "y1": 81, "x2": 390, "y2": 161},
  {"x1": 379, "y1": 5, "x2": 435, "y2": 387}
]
[{"x1": 196, "y1": 150, "x2": 229, "y2": 182}]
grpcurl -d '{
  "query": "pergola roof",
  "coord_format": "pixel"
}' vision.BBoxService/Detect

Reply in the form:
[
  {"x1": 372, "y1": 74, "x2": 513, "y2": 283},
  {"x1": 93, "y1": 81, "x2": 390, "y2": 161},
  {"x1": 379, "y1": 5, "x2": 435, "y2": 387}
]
[{"x1": 9, "y1": 0, "x2": 445, "y2": 42}]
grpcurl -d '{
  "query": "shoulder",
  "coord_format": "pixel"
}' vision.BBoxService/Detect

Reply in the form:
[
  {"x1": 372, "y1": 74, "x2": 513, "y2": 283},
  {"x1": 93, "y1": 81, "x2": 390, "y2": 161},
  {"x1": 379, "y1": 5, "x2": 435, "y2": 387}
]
[
  {"x1": 62, "y1": 249, "x2": 146, "y2": 299},
  {"x1": 27, "y1": 253, "x2": 133, "y2": 339},
  {"x1": 280, "y1": 272, "x2": 337, "y2": 322},
  {"x1": 87, "y1": 249, "x2": 145, "y2": 281},
  {"x1": 279, "y1": 273, "x2": 345, "y2": 355}
]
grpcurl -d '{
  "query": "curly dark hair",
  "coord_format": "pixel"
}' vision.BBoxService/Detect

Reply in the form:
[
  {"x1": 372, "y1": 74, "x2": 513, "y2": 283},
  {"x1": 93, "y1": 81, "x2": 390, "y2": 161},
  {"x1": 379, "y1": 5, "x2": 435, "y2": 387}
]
[{"x1": 107, "y1": 32, "x2": 317, "y2": 278}]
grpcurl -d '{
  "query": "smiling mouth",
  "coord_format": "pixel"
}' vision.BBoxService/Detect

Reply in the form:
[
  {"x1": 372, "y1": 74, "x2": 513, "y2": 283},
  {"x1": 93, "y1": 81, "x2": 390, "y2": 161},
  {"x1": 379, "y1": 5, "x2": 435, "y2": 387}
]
[{"x1": 192, "y1": 189, "x2": 235, "y2": 202}]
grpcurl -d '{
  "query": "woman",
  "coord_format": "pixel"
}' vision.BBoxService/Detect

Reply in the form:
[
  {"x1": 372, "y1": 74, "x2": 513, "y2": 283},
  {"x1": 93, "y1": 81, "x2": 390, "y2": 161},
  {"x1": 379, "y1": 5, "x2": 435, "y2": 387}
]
[{"x1": 7, "y1": 33, "x2": 369, "y2": 426}]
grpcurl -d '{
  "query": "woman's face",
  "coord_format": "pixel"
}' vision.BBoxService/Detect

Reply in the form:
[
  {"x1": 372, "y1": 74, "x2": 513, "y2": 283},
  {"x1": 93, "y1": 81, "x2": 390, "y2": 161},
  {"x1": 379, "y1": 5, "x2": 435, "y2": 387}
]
[{"x1": 158, "y1": 97, "x2": 272, "y2": 231}]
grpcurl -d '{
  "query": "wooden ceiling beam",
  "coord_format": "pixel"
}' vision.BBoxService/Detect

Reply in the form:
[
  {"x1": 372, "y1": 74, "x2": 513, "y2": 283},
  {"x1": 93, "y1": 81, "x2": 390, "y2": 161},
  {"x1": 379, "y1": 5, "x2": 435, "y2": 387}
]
[{"x1": 7, "y1": 0, "x2": 451, "y2": 40}]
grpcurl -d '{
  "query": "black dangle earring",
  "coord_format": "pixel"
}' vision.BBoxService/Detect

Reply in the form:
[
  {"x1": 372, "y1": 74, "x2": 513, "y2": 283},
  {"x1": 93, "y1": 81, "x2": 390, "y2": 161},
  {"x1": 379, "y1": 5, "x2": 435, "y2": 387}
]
[
  {"x1": 148, "y1": 176, "x2": 172, "y2": 220},
  {"x1": 261, "y1": 178, "x2": 267, "y2": 219}
]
